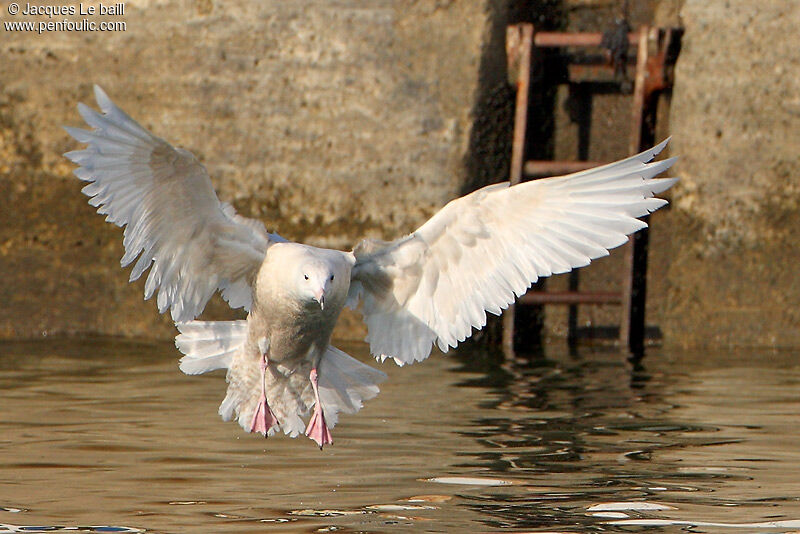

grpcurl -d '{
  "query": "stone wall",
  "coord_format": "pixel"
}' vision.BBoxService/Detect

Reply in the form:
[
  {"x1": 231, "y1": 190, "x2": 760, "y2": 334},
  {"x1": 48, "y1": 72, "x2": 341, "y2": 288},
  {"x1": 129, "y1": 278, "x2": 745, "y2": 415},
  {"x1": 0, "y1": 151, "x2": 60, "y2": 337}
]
[{"x1": 0, "y1": 0, "x2": 502, "y2": 339}]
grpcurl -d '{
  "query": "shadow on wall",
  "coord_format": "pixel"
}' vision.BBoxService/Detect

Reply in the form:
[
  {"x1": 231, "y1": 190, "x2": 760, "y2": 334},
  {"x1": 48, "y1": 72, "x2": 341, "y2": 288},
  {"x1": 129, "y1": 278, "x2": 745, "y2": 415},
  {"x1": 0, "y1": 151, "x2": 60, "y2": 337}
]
[{"x1": 463, "y1": 0, "x2": 566, "y2": 197}]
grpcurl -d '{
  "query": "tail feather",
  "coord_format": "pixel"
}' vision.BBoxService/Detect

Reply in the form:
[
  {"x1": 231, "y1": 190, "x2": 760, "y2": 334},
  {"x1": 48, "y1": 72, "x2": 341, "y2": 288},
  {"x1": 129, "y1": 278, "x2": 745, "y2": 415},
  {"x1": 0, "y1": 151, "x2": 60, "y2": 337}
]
[
  {"x1": 319, "y1": 346, "x2": 387, "y2": 428},
  {"x1": 175, "y1": 320, "x2": 247, "y2": 375},
  {"x1": 218, "y1": 390, "x2": 238, "y2": 422}
]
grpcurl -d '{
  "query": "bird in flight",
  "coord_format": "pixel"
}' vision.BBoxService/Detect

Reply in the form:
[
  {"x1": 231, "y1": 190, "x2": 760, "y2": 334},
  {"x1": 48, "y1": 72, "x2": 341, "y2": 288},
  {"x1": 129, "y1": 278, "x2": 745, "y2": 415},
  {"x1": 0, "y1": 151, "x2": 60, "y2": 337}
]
[{"x1": 65, "y1": 86, "x2": 677, "y2": 448}]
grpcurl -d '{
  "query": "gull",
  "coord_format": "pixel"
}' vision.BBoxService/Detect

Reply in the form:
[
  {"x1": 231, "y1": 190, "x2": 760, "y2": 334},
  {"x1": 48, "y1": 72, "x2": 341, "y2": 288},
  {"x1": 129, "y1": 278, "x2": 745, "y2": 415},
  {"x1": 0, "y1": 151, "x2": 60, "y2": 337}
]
[{"x1": 64, "y1": 86, "x2": 677, "y2": 447}]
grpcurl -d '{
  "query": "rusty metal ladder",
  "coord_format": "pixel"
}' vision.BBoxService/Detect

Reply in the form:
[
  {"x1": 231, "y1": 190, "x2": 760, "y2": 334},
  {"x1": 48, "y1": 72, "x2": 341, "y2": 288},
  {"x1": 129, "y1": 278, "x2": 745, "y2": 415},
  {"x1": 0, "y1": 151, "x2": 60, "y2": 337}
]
[{"x1": 502, "y1": 23, "x2": 681, "y2": 357}]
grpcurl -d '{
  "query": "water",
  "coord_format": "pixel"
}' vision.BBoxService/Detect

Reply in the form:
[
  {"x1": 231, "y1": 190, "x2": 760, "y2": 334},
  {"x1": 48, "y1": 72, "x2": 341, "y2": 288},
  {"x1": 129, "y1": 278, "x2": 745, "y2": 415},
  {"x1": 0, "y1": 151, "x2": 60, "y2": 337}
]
[{"x1": 1, "y1": 337, "x2": 800, "y2": 533}]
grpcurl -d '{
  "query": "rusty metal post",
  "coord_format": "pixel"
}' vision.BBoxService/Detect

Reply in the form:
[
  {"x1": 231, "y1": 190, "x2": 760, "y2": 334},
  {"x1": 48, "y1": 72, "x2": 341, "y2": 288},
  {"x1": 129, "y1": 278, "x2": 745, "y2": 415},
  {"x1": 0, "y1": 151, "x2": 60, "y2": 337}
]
[
  {"x1": 502, "y1": 23, "x2": 534, "y2": 357},
  {"x1": 620, "y1": 25, "x2": 652, "y2": 357},
  {"x1": 507, "y1": 23, "x2": 534, "y2": 186}
]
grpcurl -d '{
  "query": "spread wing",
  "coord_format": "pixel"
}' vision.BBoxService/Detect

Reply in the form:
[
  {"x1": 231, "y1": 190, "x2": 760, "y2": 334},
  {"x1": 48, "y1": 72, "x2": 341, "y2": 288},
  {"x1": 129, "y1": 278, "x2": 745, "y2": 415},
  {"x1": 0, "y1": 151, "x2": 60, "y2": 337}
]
[
  {"x1": 349, "y1": 140, "x2": 677, "y2": 365},
  {"x1": 64, "y1": 85, "x2": 285, "y2": 322}
]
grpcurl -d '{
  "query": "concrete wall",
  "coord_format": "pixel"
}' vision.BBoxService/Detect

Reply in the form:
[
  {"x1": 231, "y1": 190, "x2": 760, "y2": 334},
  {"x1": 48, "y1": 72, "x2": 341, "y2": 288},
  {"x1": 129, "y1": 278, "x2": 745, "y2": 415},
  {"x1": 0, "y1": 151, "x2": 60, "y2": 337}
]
[
  {"x1": 660, "y1": 0, "x2": 800, "y2": 348},
  {"x1": 0, "y1": 0, "x2": 502, "y2": 339}
]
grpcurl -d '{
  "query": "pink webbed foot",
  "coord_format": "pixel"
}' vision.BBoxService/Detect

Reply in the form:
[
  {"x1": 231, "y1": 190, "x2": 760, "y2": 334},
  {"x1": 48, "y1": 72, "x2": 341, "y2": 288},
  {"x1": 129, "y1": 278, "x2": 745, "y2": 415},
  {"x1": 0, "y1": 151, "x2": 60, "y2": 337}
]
[
  {"x1": 250, "y1": 393, "x2": 279, "y2": 436},
  {"x1": 250, "y1": 347, "x2": 279, "y2": 436},
  {"x1": 305, "y1": 368, "x2": 333, "y2": 448},
  {"x1": 306, "y1": 406, "x2": 333, "y2": 448}
]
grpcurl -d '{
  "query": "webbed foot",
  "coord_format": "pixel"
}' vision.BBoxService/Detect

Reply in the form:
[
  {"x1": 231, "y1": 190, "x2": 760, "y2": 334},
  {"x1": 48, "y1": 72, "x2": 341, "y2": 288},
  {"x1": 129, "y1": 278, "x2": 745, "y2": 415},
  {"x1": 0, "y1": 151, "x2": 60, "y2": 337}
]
[
  {"x1": 249, "y1": 346, "x2": 279, "y2": 435},
  {"x1": 305, "y1": 368, "x2": 333, "y2": 448}
]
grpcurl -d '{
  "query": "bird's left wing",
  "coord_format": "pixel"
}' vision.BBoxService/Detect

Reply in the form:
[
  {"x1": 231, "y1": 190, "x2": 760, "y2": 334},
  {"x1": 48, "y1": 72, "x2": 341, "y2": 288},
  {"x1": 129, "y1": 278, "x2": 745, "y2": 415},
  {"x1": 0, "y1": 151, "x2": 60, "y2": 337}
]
[
  {"x1": 349, "y1": 140, "x2": 677, "y2": 365},
  {"x1": 65, "y1": 85, "x2": 284, "y2": 322}
]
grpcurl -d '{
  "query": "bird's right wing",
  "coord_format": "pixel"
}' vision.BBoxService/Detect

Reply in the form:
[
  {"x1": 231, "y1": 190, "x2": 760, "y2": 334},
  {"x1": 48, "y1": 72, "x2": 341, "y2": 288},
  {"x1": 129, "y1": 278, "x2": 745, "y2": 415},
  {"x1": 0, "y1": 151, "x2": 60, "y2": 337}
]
[
  {"x1": 65, "y1": 85, "x2": 285, "y2": 322},
  {"x1": 349, "y1": 140, "x2": 677, "y2": 365}
]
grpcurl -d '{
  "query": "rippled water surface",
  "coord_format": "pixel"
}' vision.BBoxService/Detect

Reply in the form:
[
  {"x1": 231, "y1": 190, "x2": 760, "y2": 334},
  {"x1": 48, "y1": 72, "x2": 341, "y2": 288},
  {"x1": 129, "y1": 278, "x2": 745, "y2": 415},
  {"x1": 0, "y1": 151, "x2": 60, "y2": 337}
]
[{"x1": 1, "y1": 337, "x2": 800, "y2": 533}]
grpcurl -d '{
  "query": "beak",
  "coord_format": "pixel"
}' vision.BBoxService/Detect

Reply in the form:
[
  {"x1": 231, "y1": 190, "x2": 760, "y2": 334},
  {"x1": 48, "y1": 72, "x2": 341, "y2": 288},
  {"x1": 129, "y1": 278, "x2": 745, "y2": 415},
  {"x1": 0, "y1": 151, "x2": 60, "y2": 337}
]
[{"x1": 314, "y1": 288, "x2": 325, "y2": 310}]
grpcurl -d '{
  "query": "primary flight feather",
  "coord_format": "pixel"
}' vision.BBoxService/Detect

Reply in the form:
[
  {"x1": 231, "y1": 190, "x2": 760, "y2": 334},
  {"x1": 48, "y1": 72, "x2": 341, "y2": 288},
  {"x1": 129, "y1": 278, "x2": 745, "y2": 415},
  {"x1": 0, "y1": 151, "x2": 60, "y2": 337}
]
[{"x1": 65, "y1": 86, "x2": 677, "y2": 447}]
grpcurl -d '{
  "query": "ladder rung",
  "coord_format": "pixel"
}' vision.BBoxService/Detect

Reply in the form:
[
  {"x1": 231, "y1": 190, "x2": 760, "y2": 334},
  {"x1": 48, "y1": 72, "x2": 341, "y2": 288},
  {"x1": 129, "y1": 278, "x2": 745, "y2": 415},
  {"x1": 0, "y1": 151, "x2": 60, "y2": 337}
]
[
  {"x1": 519, "y1": 291, "x2": 622, "y2": 305},
  {"x1": 534, "y1": 32, "x2": 639, "y2": 48},
  {"x1": 524, "y1": 160, "x2": 606, "y2": 177},
  {"x1": 568, "y1": 63, "x2": 632, "y2": 82}
]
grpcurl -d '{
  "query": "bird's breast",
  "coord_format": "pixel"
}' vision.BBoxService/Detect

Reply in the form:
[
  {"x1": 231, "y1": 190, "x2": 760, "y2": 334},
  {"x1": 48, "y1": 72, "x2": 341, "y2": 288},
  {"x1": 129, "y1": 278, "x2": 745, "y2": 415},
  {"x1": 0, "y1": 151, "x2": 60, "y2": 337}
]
[{"x1": 247, "y1": 306, "x2": 335, "y2": 366}]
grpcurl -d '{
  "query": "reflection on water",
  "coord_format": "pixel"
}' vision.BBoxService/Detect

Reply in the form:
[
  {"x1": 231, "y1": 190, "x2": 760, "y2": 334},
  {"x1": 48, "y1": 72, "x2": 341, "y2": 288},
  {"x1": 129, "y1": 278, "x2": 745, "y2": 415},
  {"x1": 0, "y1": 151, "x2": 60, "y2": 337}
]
[{"x1": 1, "y1": 337, "x2": 800, "y2": 532}]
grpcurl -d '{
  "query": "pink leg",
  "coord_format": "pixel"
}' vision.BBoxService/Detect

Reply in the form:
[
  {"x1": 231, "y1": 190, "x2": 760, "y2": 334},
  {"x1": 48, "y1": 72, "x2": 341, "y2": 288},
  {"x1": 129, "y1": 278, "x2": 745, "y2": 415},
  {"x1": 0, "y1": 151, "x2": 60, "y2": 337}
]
[
  {"x1": 250, "y1": 352, "x2": 279, "y2": 436},
  {"x1": 305, "y1": 368, "x2": 333, "y2": 448}
]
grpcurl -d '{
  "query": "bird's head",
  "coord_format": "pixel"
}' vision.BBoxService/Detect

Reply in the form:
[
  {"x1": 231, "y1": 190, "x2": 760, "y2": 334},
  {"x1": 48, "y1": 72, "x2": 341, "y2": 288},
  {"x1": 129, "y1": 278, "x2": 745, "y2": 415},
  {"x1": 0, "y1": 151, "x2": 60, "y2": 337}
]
[
  {"x1": 298, "y1": 260, "x2": 336, "y2": 310},
  {"x1": 258, "y1": 243, "x2": 352, "y2": 314}
]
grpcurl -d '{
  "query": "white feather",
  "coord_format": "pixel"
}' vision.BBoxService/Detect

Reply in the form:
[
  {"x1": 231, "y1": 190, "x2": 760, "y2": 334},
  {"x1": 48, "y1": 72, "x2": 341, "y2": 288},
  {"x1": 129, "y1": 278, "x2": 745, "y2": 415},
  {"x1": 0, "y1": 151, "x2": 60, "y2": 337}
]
[{"x1": 174, "y1": 320, "x2": 248, "y2": 375}]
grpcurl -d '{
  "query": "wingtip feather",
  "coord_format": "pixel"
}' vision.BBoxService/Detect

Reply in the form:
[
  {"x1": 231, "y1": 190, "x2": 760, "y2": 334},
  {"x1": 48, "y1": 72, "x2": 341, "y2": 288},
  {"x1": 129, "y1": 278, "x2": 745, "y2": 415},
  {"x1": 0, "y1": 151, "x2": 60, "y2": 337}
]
[
  {"x1": 655, "y1": 156, "x2": 678, "y2": 173},
  {"x1": 63, "y1": 149, "x2": 84, "y2": 163},
  {"x1": 650, "y1": 136, "x2": 670, "y2": 158},
  {"x1": 93, "y1": 84, "x2": 113, "y2": 113},
  {"x1": 63, "y1": 126, "x2": 92, "y2": 144},
  {"x1": 648, "y1": 177, "x2": 679, "y2": 195},
  {"x1": 76, "y1": 102, "x2": 98, "y2": 123}
]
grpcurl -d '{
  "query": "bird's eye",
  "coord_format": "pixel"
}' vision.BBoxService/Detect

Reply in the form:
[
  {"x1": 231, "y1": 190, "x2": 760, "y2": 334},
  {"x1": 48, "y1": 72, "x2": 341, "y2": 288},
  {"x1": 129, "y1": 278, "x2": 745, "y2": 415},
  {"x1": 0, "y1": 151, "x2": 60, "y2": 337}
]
[
  {"x1": 304, "y1": 274, "x2": 309, "y2": 280},
  {"x1": 330, "y1": 275, "x2": 334, "y2": 281}
]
